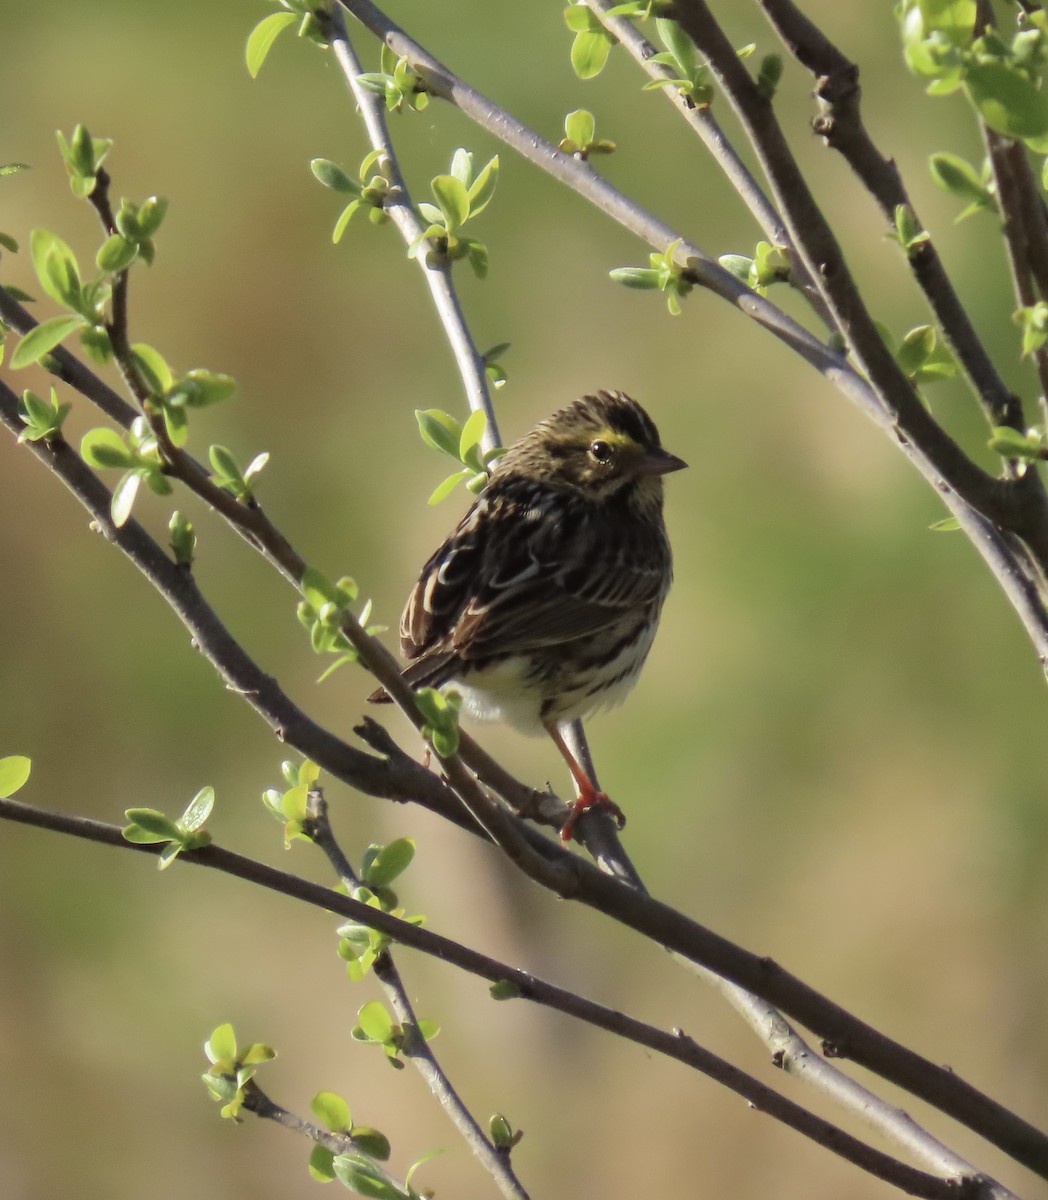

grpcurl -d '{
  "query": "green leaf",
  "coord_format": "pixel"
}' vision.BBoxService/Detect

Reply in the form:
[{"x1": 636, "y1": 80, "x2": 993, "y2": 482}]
[
  {"x1": 364, "y1": 838, "x2": 415, "y2": 887},
  {"x1": 458, "y1": 408, "x2": 488, "y2": 468},
  {"x1": 169, "y1": 511, "x2": 196, "y2": 565},
  {"x1": 564, "y1": 4, "x2": 601, "y2": 33},
  {"x1": 571, "y1": 29, "x2": 614, "y2": 79},
  {"x1": 427, "y1": 469, "x2": 470, "y2": 505},
  {"x1": 123, "y1": 807, "x2": 182, "y2": 841},
  {"x1": 245, "y1": 10, "x2": 298, "y2": 78},
  {"x1": 29, "y1": 229, "x2": 81, "y2": 308},
  {"x1": 656, "y1": 16, "x2": 697, "y2": 77},
  {"x1": 608, "y1": 267, "x2": 660, "y2": 289},
  {"x1": 309, "y1": 1145, "x2": 336, "y2": 1183},
  {"x1": 466, "y1": 156, "x2": 499, "y2": 217},
  {"x1": 564, "y1": 108, "x2": 595, "y2": 148},
  {"x1": 181, "y1": 785, "x2": 214, "y2": 832},
  {"x1": 137, "y1": 196, "x2": 169, "y2": 237},
  {"x1": 10, "y1": 314, "x2": 87, "y2": 368},
  {"x1": 431, "y1": 175, "x2": 470, "y2": 233},
  {"x1": 928, "y1": 152, "x2": 986, "y2": 201},
  {"x1": 965, "y1": 62, "x2": 1048, "y2": 146},
  {"x1": 80, "y1": 426, "x2": 135, "y2": 469},
  {"x1": 110, "y1": 470, "x2": 142, "y2": 528},
  {"x1": 929, "y1": 516, "x2": 961, "y2": 531},
  {"x1": 170, "y1": 368, "x2": 236, "y2": 408},
  {"x1": 332, "y1": 1155, "x2": 404, "y2": 1200},
  {"x1": 490, "y1": 978, "x2": 523, "y2": 1000},
  {"x1": 415, "y1": 408, "x2": 462, "y2": 458},
  {"x1": 131, "y1": 343, "x2": 174, "y2": 394},
  {"x1": 350, "y1": 1128, "x2": 391, "y2": 1162},
  {"x1": 205, "y1": 1023, "x2": 238, "y2": 1065},
  {"x1": 0, "y1": 755, "x2": 31, "y2": 798},
  {"x1": 312, "y1": 1090, "x2": 351, "y2": 1132},
  {"x1": 96, "y1": 233, "x2": 138, "y2": 273},
  {"x1": 310, "y1": 158, "x2": 359, "y2": 194},
  {"x1": 356, "y1": 1000, "x2": 394, "y2": 1043},
  {"x1": 917, "y1": 0, "x2": 976, "y2": 44}
]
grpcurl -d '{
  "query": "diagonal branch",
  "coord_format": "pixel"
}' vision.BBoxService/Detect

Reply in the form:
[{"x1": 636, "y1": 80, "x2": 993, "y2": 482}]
[
  {"x1": 585, "y1": 0, "x2": 835, "y2": 327},
  {"x1": 756, "y1": 0, "x2": 1026, "y2": 434}
]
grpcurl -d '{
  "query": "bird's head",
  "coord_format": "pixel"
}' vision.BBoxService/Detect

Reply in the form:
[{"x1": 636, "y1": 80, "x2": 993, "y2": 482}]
[{"x1": 494, "y1": 391, "x2": 687, "y2": 503}]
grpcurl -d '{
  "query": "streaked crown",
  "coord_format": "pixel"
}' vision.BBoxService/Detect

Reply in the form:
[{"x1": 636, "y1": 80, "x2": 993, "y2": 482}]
[{"x1": 491, "y1": 390, "x2": 685, "y2": 499}]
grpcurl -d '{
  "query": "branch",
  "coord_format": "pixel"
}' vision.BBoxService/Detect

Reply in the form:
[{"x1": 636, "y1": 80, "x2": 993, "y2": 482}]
[
  {"x1": 0, "y1": 792, "x2": 1001, "y2": 1200},
  {"x1": 327, "y1": 5, "x2": 498, "y2": 452},
  {"x1": 681, "y1": 958, "x2": 1006, "y2": 1188},
  {"x1": 756, "y1": 0, "x2": 1026, "y2": 434},
  {"x1": 585, "y1": 0, "x2": 835, "y2": 327},
  {"x1": 308, "y1": 791, "x2": 531, "y2": 1200}
]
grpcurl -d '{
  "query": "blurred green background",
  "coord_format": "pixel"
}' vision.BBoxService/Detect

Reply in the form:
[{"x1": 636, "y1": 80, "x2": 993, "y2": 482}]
[{"x1": 3, "y1": 2, "x2": 1048, "y2": 1198}]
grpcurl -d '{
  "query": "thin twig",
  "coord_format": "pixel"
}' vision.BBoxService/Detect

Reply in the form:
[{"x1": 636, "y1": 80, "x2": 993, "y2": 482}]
[
  {"x1": 327, "y1": 6, "x2": 498, "y2": 452},
  {"x1": 308, "y1": 791, "x2": 531, "y2": 1200},
  {"x1": 585, "y1": 0, "x2": 835, "y2": 327},
  {"x1": 756, "y1": 0, "x2": 1025, "y2": 433},
  {"x1": 679, "y1": 957, "x2": 1009, "y2": 1190}
]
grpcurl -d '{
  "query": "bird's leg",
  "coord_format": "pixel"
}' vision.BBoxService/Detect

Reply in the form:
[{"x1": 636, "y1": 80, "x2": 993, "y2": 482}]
[{"x1": 544, "y1": 721, "x2": 626, "y2": 842}]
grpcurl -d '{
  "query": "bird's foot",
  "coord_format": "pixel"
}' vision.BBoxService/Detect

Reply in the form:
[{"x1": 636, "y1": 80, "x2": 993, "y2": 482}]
[{"x1": 559, "y1": 789, "x2": 626, "y2": 843}]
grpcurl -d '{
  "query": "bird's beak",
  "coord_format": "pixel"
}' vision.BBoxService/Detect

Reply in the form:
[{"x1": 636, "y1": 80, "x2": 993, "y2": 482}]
[{"x1": 637, "y1": 447, "x2": 688, "y2": 476}]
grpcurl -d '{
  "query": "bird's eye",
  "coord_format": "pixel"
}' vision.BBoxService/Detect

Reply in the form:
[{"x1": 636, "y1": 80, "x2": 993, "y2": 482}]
[{"x1": 589, "y1": 440, "x2": 614, "y2": 463}]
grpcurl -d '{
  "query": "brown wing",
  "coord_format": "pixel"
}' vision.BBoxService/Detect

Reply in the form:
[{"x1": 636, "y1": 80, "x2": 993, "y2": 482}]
[{"x1": 400, "y1": 478, "x2": 669, "y2": 679}]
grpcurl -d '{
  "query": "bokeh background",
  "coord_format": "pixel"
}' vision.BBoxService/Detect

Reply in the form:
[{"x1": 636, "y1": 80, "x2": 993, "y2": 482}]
[{"x1": 2, "y1": 2, "x2": 1047, "y2": 1198}]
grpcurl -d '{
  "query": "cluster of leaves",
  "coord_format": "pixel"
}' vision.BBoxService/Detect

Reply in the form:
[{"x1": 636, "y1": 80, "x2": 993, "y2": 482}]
[
  {"x1": 295, "y1": 569, "x2": 384, "y2": 683},
  {"x1": 122, "y1": 786, "x2": 214, "y2": 870},
  {"x1": 16, "y1": 387, "x2": 70, "y2": 443},
  {"x1": 882, "y1": 322, "x2": 959, "y2": 386},
  {"x1": 201, "y1": 1022, "x2": 276, "y2": 1120},
  {"x1": 988, "y1": 423, "x2": 1048, "y2": 465},
  {"x1": 719, "y1": 240, "x2": 792, "y2": 296},
  {"x1": 12, "y1": 227, "x2": 117, "y2": 369},
  {"x1": 928, "y1": 151, "x2": 996, "y2": 221},
  {"x1": 350, "y1": 999, "x2": 439, "y2": 1068},
  {"x1": 263, "y1": 757, "x2": 323, "y2": 845},
  {"x1": 901, "y1": 1, "x2": 1048, "y2": 163},
  {"x1": 412, "y1": 688, "x2": 462, "y2": 758},
  {"x1": 244, "y1": 0, "x2": 329, "y2": 79},
  {"x1": 610, "y1": 239, "x2": 695, "y2": 315},
  {"x1": 204, "y1": 1024, "x2": 438, "y2": 1198},
  {"x1": 78, "y1": 357, "x2": 243, "y2": 529},
  {"x1": 311, "y1": 151, "x2": 393, "y2": 241},
  {"x1": 408, "y1": 149, "x2": 499, "y2": 279},
  {"x1": 10, "y1": 141, "x2": 168, "y2": 374},
  {"x1": 358, "y1": 43, "x2": 430, "y2": 113},
  {"x1": 308, "y1": 1090, "x2": 401, "y2": 1192},
  {"x1": 80, "y1": 417, "x2": 169, "y2": 527},
  {"x1": 558, "y1": 109, "x2": 616, "y2": 159},
  {"x1": 415, "y1": 406, "x2": 503, "y2": 504},
  {"x1": 336, "y1": 837, "x2": 424, "y2": 982}
]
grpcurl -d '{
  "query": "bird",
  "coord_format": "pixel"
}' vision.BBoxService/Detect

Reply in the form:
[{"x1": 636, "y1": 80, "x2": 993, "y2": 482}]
[{"x1": 373, "y1": 390, "x2": 686, "y2": 841}]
